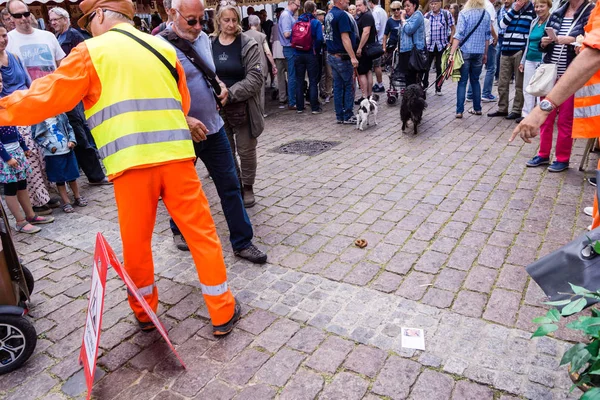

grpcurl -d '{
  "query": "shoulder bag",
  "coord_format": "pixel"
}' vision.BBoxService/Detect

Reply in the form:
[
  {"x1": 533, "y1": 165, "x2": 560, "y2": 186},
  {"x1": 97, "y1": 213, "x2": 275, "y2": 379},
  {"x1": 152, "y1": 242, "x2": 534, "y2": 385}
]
[
  {"x1": 408, "y1": 15, "x2": 429, "y2": 72},
  {"x1": 526, "y1": 3, "x2": 591, "y2": 97}
]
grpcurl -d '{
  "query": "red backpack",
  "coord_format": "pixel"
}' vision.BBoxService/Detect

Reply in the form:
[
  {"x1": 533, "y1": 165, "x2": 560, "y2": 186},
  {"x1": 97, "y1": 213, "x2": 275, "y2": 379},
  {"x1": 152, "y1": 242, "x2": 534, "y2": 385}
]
[{"x1": 291, "y1": 20, "x2": 313, "y2": 51}]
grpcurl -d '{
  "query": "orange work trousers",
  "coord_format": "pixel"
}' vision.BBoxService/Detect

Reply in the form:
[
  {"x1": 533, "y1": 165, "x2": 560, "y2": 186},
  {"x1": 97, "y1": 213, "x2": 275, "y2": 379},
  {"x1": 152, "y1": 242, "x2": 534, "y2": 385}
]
[{"x1": 113, "y1": 160, "x2": 235, "y2": 326}]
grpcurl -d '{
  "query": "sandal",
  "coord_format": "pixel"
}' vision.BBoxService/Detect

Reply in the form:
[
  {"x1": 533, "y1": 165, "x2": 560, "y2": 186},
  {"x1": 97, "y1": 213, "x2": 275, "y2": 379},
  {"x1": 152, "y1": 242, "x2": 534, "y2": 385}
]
[
  {"x1": 74, "y1": 196, "x2": 88, "y2": 207},
  {"x1": 15, "y1": 222, "x2": 41, "y2": 234},
  {"x1": 62, "y1": 203, "x2": 75, "y2": 213},
  {"x1": 468, "y1": 108, "x2": 482, "y2": 115},
  {"x1": 26, "y1": 214, "x2": 55, "y2": 225},
  {"x1": 455, "y1": 113, "x2": 463, "y2": 119}
]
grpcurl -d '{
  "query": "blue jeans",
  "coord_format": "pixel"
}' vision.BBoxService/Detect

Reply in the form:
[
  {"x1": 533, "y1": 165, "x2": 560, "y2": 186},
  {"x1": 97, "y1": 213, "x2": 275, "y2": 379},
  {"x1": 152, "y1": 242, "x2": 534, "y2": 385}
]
[
  {"x1": 295, "y1": 52, "x2": 320, "y2": 112},
  {"x1": 170, "y1": 127, "x2": 253, "y2": 251},
  {"x1": 328, "y1": 53, "x2": 355, "y2": 121},
  {"x1": 495, "y1": 35, "x2": 503, "y2": 80},
  {"x1": 467, "y1": 43, "x2": 496, "y2": 99},
  {"x1": 283, "y1": 46, "x2": 297, "y2": 107},
  {"x1": 457, "y1": 52, "x2": 484, "y2": 114}
]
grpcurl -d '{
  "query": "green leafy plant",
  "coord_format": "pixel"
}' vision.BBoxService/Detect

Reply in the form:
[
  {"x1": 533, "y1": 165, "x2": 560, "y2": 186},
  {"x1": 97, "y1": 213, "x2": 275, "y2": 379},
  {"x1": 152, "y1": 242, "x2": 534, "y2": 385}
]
[{"x1": 533, "y1": 283, "x2": 600, "y2": 399}]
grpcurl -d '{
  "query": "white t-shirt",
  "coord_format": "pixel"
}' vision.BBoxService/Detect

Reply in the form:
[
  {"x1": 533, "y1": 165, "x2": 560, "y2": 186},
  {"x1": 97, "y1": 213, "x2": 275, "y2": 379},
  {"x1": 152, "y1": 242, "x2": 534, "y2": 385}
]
[
  {"x1": 7, "y1": 28, "x2": 66, "y2": 81},
  {"x1": 484, "y1": 0, "x2": 497, "y2": 43},
  {"x1": 373, "y1": 5, "x2": 389, "y2": 42}
]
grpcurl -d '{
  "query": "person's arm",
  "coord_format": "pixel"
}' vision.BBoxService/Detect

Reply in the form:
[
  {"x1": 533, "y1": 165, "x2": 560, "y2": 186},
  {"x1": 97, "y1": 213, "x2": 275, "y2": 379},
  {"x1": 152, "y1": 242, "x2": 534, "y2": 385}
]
[
  {"x1": 263, "y1": 41, "x2": 277, "y2": 73},
  {"x1": 511, "y1": 46, "x2": 600, "y2": 142},
  {"x1": 0, "y1": 44, "x2": 93, "y2": 127},
  {"x1": 491, "y1": 21, "x2": 498, "y2": 44},
  {"x1": 0, "y1": 141, "x2": 11, "y2": 163},
  {"x1": 499, "y1": 5, "x2": 517, "y2": 30},
  {"x1": 449, "y1": 13, "x2": 464, "y2": 57},
  {"x1": 382, "y1": 33, "x2": 388, "y2": 49},
  {"x1": 357, "y1": 26, "x2": 371, "y2": 57},
  {"x1": 282, "y1": 13, "x2": 293, "y2": 38},
  {"x1": 402, "y1": 11, "x2": 423, "y2": 35},
  {"x1": 341, "y1": 32, "x2": 359, "y2": 67},
  {"x1": 313, "y1": 20, "x2": 324, "y2": 52},
  {"x1": 17, "y1": 131, "x2": 29, "y2": 153}
]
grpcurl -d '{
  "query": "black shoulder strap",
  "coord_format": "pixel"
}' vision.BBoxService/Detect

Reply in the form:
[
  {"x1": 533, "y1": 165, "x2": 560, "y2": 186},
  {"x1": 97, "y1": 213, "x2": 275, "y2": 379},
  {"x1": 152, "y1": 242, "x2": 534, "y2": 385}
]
[
  {"x1": 460, "y1": 10, "x2": 486, "y2": 47},
  {"x1": 111, "y1": 28, "x2": 179, "y2": 83},
  {"x1": 161, "y1": 30, "x2": 223, "y2": 109}
]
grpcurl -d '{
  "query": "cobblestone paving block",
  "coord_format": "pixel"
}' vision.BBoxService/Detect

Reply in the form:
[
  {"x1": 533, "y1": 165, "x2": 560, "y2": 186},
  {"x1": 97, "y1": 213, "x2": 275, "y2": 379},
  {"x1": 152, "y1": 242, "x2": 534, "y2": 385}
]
[
  {"x1": 496, "y1": 264, "x2": 529, "y2": 292},
  {"x1": 422, "y1": 287, "x2": 455, "y2": 309},
  {"x1": 409, "y1": 369, "x2": 455, "y2": 400},
  {"x1": 0, "y1": 353, "x2": 55, "y2": 392},
  {"x1": 218, "y1": 348, "x2": 271, "y2": 386},
  {"x1": 205, "y1": 330, "x2": 254, "y2": 362},
  {"x1": 372, "y1": 356, "x2": 421, "y2": 399},
  {"x1": 5, "y1": 372, "x2": 58, "y2": 400},
  {"x1": 320, "y1": 371, "x2": 369, "y2": 400},
  {"x1": 278, "y1": 368, "x2": 325, "y2": 400},
  {"x1": 464, "y1": 266, "x2": 498, "y2": 294},
  {"x1": 370, "y1": 271, "x2": 403, "y2": 293},
  {"x1": 451, "y1": 380, "x2": 494, "y2": 400},
  {"x1": 154, "y1": 391, "x2": 187, "y2": 400},
  {"x1": 232, "y1": 383, "x2": 276, "y2": 400},
  {"x1": 287, "y1": 326, "x2": 327, "y2": 353},
  {"x1": 255, "y1": 347, "x2": 306, "y2": 387},
  {"x1": 483, "y1": 289, "x2": 521, "y2": 326},
  {"x1": 434, "y1": 268, "x2": 467, "y2": 292},
  {"x1": 397, "y1": 271, "x2": 434, "y2": 300},
  {"x1": 194, "y1": 379, "x2": 237, "y2": 400},
  {"x1": 343, "y1": 344, "x2": 387, "y2": 378},
  {"x1": 172, "y1": 358, "x2": 223, "y2": 397},
  {"x1": 305, "y1": 336, "x2": 355, "y2": 374},
  {"x1": 252, "y1": 318, "x2": 301, "y2": 352},
  {"x1": 236, "y1": 309, "x2": 278, "y2": 335},
  {"x1": 98, "y1": 341, "x2": 141, "y2": 371}
]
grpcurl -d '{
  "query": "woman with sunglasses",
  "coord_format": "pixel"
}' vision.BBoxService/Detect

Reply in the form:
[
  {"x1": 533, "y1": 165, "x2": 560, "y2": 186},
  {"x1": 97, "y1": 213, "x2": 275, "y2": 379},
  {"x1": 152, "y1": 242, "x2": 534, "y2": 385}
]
[
  {"x1": 211, "y1": 5, "x2": 264, "y2": 207},
  {"x1": 382, "y1": 1, "x2": 402, "y2": 54}
]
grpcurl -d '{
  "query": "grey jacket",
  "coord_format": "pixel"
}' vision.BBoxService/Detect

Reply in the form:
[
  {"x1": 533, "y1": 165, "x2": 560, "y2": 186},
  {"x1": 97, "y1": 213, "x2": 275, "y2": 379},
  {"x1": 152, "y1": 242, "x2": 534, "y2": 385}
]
[{"x1": 218, "y1": 33, "x2": 265, "y2": 138}]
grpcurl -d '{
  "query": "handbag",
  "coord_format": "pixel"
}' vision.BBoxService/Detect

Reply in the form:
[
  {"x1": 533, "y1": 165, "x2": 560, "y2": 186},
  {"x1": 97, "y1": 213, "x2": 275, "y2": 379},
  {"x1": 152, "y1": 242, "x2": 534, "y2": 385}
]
[
  {"x1": 408, "y1": 19, "x2": 428, "y2": 72},
  {"x1": 364, "y1": 40, "x2": 385, "y2": 59},
  {"x1": 526, "y1": 169, "x2": 600, "y2": 312},
  {"x1": 222, "y1": 102, "x2": 248, "y2": 127},
  {"x1": 526, "y1": 3, "x2": 591, "y2": 97}
]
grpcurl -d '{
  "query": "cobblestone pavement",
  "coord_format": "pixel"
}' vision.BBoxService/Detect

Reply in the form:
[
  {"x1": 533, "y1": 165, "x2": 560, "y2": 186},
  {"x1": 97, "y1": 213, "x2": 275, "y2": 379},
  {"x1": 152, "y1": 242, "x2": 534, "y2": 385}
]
[{"x1": 0, "y1": 79, "x2": 594, "y2": 400}]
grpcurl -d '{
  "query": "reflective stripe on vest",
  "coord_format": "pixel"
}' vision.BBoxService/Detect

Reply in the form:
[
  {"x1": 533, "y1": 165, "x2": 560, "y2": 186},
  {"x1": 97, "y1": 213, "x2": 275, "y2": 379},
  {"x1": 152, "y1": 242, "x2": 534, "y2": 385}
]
[
  {"x1": 86, "y1": 98, "x2": 183, "y2": 131},
  {"x1": 200, "y1": 282, "x2": 229, "y2": 297},
  {"x1": 83, "y1": 23, "x2": 194, "y2": 177}
]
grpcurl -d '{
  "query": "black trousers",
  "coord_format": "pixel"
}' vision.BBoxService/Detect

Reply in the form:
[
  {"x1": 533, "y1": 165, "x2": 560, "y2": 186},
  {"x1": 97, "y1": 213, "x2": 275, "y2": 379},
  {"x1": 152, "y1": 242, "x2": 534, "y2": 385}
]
[
  {"x1": 65, "y1": 102, "x2": 106, "y2": 183},
  {"x1": 422, "y1": 47, "x2": 444, "y2": 91}
]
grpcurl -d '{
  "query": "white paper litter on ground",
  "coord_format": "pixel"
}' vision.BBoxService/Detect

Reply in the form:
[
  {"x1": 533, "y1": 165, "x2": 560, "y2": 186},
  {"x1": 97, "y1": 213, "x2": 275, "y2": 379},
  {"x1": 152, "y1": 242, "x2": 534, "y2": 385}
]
[{"x1": 401, "y1": 327, "x2": 425, "y2": 350}]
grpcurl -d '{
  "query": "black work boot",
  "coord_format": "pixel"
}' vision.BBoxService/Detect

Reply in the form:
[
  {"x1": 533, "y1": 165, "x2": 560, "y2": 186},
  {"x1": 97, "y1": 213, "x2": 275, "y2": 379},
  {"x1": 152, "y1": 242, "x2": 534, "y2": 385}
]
[{"x1": 243, "y1": 185, "x2": 255, "y2": 208}]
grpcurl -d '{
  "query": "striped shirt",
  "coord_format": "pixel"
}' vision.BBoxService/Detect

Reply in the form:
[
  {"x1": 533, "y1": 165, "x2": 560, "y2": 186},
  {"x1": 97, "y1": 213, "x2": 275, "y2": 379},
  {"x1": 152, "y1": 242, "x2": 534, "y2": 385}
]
[
  {"x1": 549, "y1": 17, "x2": 573, "y2": 76},
  {"x1": 424, "y1": 10, "x2": 454, "y2": 52},
  {"x1": 497, "y1": 6, "x2": 510, "y2": 36},
  {"x1": 500, "y1": 2, "x2": 535, "y2": 55}
]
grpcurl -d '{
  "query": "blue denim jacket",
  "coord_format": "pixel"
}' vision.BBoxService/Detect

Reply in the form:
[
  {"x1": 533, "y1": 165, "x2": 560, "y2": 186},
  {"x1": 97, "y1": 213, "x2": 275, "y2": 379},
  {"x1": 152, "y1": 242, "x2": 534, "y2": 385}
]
[
  {"x1": 31, "y1": 113, "x2": 76, "y2": 157},
  {"x1": 399, "y1": 10, "x2": 426, "y2": 52}
]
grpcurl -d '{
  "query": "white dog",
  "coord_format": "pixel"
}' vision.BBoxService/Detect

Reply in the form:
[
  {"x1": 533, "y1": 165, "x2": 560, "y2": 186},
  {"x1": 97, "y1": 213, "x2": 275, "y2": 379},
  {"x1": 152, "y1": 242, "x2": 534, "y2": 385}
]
[{"x1": 356, "y1": 94, "x2": 379, "y2": 131}]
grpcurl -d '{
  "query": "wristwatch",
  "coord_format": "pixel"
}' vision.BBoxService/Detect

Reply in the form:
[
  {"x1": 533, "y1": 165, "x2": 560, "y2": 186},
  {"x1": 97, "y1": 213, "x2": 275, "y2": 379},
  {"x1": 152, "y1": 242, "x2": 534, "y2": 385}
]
[{"x1": 539, "y1": 99, "x2": 557, "y2": 112}]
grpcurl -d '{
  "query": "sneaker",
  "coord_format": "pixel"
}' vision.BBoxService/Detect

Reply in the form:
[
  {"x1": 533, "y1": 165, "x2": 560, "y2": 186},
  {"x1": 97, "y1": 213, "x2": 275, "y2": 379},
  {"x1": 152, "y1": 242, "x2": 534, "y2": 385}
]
[
  {"x1": 287, "y1": 105, "x2": 297, "y2": 111},
  {"x1": 481, "y1": 95, "x2": 497, "y2": 103},
  {"x1": 312, "y1": 108, "x2": 323, "y2": 115},
  {"x1": 435, "y1": 90, "x2": 442, "y2": 96},
  {"x1": 585, "y1": 207, "x2": 594, "y2": 217},
  {"x1": 336, "y1": 120, "x2": 344, "y2": 124},
  {"x1": 297, "y1": 109, "x2": 304, "y2": 114},
  {"x1": 343, "y1": 116, "x2": 358, "y2": 125},
  {"x1": 548, "y1": 161, "x2": 569, "y2": 172},
  {"x1": 213, "y1": 299, "x2": 241, "y2": 337},
  {"x1": 526, "y1": 156, "x2": 550, "y2": 167},
  {"x1": 515, "y1": 117, "x2": 524, "y2": 123},
  {"x1": 243, "y1": 186, "x2": 255, "y2": 208},
  {"x1": 173, "y1": 234, "x2": 189, "y2": 251},
  {"x1": 589, "y1": 177, "x2": 597, "y2": 187},
  {"x1": 234, "y1": 243, "x2": 267, "y2": 264},
  {"x1": 26, "y1": 215, "x2": 55, "y2": 225},
  {"x1": 136, "y1": 318, "x2": 156, "y2": 333},
  {"x1": 278, "y1": 103, "x2": 286, "y2": 109},
  {"x1": 354, "y1": 97, "x2": 365, "y2": 105},
  {"x1": 373, "y1": 84, "x2": 385, "y2": 93},
  {"x1": 466, "y1": 97, "x2": 472, "y2": 102}
]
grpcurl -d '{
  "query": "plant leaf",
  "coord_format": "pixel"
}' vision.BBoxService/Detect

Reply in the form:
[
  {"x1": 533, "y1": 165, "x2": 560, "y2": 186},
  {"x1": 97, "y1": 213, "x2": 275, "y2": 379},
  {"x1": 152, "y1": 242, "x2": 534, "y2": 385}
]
[
  {"x1": 582, "y1": 387, "x2": 600, "y2": 400},
  {"x1": 532, "y1": 317, "x2": 552, "y2": 324},
  {"x1": 594, "y1": 240, "x2": 600, "y2": 255},
  {"x1": 531, "y1": 324, "x2": 558, "y2": 338},
  {"x1": 562, "y1": 297, "x2": 588, "y2": 316},
  {"x1": 588, "y1": 358, "x2": 600, "y2": 374},
  {"x1": 570, "y1": 283, "x2": 592, "y2": 295},
  {"x1": 589, "y1": 342, "x2": 600, "y2": 358},
  {"x1": 561, "y1": 343, "x2": 587, "y2": 366},
  {"x1": 544, "y1": 299, "x2": 572, "y2": 306},
  {"x1": 592, "y1": 308, "x2": 600, "y2": 318},
  {"x1": 571, "y1": 348, "x2": 593, "y2": 372},
  {"x1": 547, "y1": 308, "x2": 561, "y2": 322}
]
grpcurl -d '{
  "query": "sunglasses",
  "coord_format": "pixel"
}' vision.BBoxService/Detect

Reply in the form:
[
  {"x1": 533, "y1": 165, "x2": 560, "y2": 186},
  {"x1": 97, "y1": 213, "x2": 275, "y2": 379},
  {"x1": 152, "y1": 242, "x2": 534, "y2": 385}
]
[
  {"x1": 85, "y1": 11, "x2": 97, "y2": 30},
  {"x1": 391, "y1": 8, "x2": 400, "y2": 10},
  {"x1": 10, "y1": 11, "x2": 31, "y2": 19},
  {"x1": 174, "y1": 8, "x2": 205, "y2": 26}
]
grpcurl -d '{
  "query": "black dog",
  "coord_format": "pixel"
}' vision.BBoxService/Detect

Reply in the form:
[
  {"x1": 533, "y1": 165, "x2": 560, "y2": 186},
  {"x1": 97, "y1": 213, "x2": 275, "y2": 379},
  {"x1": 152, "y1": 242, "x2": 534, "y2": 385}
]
[{"x1": 400, "y1": 84, "x2": 428, "y2": 135}]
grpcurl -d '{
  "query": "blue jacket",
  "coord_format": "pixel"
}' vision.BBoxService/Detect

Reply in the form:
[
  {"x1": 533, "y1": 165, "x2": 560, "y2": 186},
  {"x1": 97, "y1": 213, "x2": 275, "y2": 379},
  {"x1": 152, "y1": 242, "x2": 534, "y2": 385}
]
[
  {"x1": 295, "y1": 13, "x2": 324, "y2": 55},
  {"x1": 400, "y1": 10, "x2": 426, "y2": 52},
  {"x1": 57, "y1": 27, "x2": 85, "y2": 56},
  {"x1": 31, "y1": 113, "x2": 76, "y2": 157}
]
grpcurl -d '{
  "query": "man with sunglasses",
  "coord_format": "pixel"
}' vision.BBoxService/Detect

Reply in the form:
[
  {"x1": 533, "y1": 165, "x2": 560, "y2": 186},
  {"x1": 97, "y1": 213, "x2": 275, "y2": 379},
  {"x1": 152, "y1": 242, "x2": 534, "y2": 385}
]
[
  {"x1": 6, "y1": 0, "x2": 65, "y2": 81},
  {"x1": 159, "y1": 0, "x2": 267, "y2": 264},
  {"x1": 0, "y1": 0, "x2": 241, "y2": 336}
]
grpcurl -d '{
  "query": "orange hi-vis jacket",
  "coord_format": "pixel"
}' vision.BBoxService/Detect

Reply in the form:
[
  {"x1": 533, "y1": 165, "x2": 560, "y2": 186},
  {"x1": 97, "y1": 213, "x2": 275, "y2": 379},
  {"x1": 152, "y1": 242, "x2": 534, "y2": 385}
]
[
  {"x1": 573, "y1": 1, "x2": 600, "y2": 139},
  {"x1": 0, "y1": 23, "x2": 192, "y2": 179}
]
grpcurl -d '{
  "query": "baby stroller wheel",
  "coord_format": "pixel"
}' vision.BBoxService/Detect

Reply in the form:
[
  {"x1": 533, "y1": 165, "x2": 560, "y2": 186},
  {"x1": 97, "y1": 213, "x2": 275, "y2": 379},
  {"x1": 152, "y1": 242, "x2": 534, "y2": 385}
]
[
  {"x1": 0, "y1": 314, "x2": 37, "y2": 375},
  {"x1": 387, "y1": 96, "x2": 397, "y2": 105}
]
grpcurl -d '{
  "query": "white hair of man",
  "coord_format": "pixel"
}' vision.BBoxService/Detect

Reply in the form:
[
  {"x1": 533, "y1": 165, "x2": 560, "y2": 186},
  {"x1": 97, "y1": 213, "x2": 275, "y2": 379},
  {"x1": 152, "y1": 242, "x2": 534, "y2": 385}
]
[
  {"x1": 103, "y1": 9, "x2": 133, "y2": 23},
  {"x1": 248, "y1": 14, "x2": 260, "y2": 27},
  {"x1": 49, "y1": 7, "x2": 70, "y2": 21}
]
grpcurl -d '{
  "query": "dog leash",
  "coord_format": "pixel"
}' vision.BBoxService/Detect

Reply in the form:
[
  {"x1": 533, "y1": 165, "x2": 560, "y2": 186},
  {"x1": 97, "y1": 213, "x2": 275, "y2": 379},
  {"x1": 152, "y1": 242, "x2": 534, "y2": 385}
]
[{"x1": 423, "y1": 62, "x2": 453, "y2": 92}]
